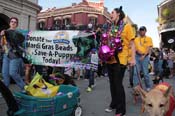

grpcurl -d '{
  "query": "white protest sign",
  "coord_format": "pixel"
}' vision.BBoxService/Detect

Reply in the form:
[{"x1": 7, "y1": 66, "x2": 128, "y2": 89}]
[{"x1": 26, "y1": 30, "x2": 78, "y2": 67}]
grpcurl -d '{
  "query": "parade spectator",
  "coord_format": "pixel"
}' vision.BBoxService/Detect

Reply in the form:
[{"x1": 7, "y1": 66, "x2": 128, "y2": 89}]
[
  {"x1": 162, "y1": 50, "x2": 170, "y2": 78},
  {"x1": 86, "y1": 49, "x2": 97, "y2": 92},
  {"x1": 95, "y1": 27, "x2": 102, "y2": 46},
  {"x1": 149, "y1": 48, "x2": 155, "y2": 75},
  {"x1": 85, "y1": 65, "x2": 95, "y2": 92},
  {"x1": 127, "y1": 48, "x2": 134, "y2": 88},
  {"x1": 133, "y1": 26, "x2": 153, "y2": 91},
  {"x1": 127, "y1": 24, "x2": 137, "y2": 88},
  {"x1": 102, "y1": 21, "x2": 109, "y2": 33},
  {"x1": 79, "y1": 66, "x2": 84, "y2": 79},
  {"x1": 104, "y1": 6, "x2": 135, "y2": 116},
  {"x1": 151, "y1": 48, "x2": 164, "y2": 84},
  {"x1": 74, "y1": 57, "x2": 81, "y2": 80},
  {"x1": 157, "y1": 48, "x2": 164, "y2": 80},
  {"x1": 0, "y1": 46, "x2": 3, "y2": 73},
  {"x1": 0, "y1": 17, "x2": 26, "y2": 90},
  {"x1": 150, "y1": 48, "x2": 157, "y2": 74},
  {"x1": 168, "y1": 48, "x2": 175, "y2": 78}
]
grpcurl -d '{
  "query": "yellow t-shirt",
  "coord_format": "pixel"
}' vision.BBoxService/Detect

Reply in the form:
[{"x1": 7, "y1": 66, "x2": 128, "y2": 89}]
[
  {"x1": 106, "y1": 23, "x2": 135, "y2": 65},
  {"x1": 134, "y1": 36, "x2": 153, "y2": 54}
]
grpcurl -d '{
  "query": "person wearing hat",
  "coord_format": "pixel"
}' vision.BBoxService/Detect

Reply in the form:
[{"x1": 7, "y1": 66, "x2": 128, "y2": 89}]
[
  {"x1": 133, "y1": 26, "x2": 153, "y2": 91},
  {"x1": 0, "y1": 17, "x2": 26, "y2": 90}
]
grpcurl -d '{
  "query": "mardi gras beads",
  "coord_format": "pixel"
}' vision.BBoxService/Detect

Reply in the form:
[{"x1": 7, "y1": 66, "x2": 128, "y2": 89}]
[
  {"x1": 98, "y1": 21, "x2": 125, "y2": 62},
  {"x1": 98, "y1": 45, "x2": 115, "y2": 62},
  {"x1": 99, "y1": 33, "x2": 112, "y2": 61},
  {"x1": 110, "y1": 21, "x2": 124, "y2": 52}
]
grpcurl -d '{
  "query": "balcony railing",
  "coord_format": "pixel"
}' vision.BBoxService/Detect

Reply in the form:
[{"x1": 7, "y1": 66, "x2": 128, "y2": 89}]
[
  {"x1": 160, "y1": 21, "x2": 175, "y2": 31},
  {"x1": 38, "y1": 7, "x2": 105, "y2": 18}
]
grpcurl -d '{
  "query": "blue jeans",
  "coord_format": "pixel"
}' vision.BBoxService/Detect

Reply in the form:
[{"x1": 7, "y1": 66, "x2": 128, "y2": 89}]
[
  {"x1": 86, "y1": 69, "x2": 94, "y2": 87},
  {"x1": 154, "y1": 60, "x2": 159, "y2": 76},
  {"x1": 154, "y1": 59, "x2": 163, "y2": 76},
  {"x1": 2, "y1": 54, "x2": 25, "y2": 90},
  {"x1": 133, "y1": 54, "x2": 151, "y2": 89},
  {"x1": 158, "y1": 59, "x2": 163, "y2": 75}
]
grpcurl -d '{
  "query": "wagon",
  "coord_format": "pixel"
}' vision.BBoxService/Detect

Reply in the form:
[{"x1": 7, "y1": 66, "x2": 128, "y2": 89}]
[{"x1": 14, "y1": 85, "x2": 82, "y2": 116}]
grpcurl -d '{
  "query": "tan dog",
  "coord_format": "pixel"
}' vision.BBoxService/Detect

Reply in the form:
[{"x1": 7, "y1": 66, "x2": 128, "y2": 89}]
[{"x1": 135, "y1": 82, "x2": 175, "y2": 116}]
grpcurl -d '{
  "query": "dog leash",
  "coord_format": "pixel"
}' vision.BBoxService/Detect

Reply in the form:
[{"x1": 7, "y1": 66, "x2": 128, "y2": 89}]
[{"x1": 135, "y1": 65, "x2": 143, "y2": 88}]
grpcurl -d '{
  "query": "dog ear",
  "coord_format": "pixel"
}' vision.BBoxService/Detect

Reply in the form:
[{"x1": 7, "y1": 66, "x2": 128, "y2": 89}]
[
  {"x1": 164, "y1": 86, "x2": 172, "y2": 98},
  {"x1": 135, "y1": 86, "x2": 147, "y2": 101}
]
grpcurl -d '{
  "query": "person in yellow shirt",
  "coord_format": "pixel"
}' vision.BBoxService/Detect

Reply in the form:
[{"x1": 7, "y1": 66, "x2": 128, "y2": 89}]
[
  {"x1": 104, "y1": 6, "x2": 135, "y2": 116},
  {"x1": 133, "y1": 26, "x2": 153, "y2": 91}
]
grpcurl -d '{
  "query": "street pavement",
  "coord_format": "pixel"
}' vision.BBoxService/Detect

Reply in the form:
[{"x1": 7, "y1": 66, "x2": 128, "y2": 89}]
[{"x1": 0, "y1": 71, "x2": 175, "y2": 116}]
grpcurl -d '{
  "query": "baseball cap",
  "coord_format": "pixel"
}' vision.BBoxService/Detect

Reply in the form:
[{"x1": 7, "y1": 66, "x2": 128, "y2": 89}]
[{"x1": 139, "y1": 26, "x2": 147, "y2": 31}]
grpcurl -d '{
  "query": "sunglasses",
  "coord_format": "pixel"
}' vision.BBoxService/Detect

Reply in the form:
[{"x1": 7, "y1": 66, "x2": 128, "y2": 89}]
[{"x1": 139, "y1": 29, "x2": 146, "y2": 31}]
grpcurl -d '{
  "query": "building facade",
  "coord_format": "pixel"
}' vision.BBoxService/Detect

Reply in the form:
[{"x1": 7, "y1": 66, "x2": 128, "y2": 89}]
[
  {"x1": 0, "y1": 0, "x2": 41, "y2": 31},
  {"x1": 38, "y1": 0, "x2": 134, "y2": 30},
  {"x1": 37, "y1": 0, "x2": 111, "y2": 30},
  {"x1": 157, "y1": 0, "x2": 175, "y2": 49}
]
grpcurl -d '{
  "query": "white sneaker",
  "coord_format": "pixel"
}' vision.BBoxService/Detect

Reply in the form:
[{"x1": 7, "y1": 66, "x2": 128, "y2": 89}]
[
  {"x1": 149, "y1": 72, "x2": 154, "y2": 75},
  {"x1": 91, "y1": 84, "x2": 96, "y2": 89},
  {"x1": 104, "y1": 73, "x2": 108, "y2": 77},
  {"x1": 86, "y1": 87, "x2": 92, "y2": 92},
  {"x1": 105, "y1": 107, "x2": 113, "y2": 112}
]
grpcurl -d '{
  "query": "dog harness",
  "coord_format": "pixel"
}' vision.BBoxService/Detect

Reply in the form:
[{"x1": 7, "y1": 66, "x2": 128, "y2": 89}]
[{"x1": 155, "y1": 82, "x2": 175, "y2": 116}]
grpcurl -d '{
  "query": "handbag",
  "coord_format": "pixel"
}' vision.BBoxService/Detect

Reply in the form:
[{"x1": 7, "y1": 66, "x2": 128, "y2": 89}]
[{"x1": 25, "y1": 73, "x2": 59, "y2": 98}]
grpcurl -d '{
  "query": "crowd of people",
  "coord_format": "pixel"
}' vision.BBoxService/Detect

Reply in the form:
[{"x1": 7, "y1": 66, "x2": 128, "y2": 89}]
[
  {"x1": 0, "y1": 6, "x2": 175, "y2": 116},
  {"x1": 150, "y1": 47, "x2": 175, "y2": 79}
]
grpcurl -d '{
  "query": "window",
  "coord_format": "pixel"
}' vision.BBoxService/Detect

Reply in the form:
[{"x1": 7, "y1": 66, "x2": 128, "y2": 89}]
[
  {"x1": 89, "y1": 17, "x2": 97, "y2": 25},
  {"x1": 63, "y1": 18, "x2": 71, "y2": 25},
  {"x1": 53, "y1": 20, "x2": 61, "y2": 30},
  {"x1": 38, "y1": 22, "x2": 45, "y2": 30}
]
